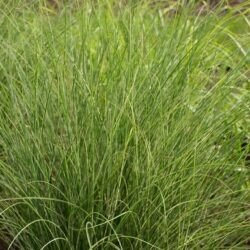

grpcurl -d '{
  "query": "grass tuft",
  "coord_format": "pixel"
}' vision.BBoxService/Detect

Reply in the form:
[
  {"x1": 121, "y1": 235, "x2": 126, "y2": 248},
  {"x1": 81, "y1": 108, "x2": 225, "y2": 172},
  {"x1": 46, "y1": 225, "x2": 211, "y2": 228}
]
[{"x1": 0, "y1": 0, "x2": 249, "y2": 249}]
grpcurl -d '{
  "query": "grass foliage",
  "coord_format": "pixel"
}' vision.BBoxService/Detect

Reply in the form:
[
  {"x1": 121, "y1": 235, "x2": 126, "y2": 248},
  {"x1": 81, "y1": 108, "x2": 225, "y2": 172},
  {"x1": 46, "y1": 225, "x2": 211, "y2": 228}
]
[{"x1": 0, "y1": 0, "x2": 249, "y2": 249}]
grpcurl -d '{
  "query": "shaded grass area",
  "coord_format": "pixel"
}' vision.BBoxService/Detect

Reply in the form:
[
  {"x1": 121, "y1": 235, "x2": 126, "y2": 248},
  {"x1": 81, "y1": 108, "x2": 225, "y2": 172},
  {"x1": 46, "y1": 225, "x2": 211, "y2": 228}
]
[{"x1": 0, "y1": 0, "x2": 249, "y2": 249}]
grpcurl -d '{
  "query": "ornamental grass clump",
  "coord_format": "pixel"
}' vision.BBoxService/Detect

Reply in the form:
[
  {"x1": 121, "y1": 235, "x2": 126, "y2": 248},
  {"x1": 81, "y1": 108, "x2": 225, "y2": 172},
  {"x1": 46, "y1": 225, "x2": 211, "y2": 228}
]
[{"x1": 0, "y1": 0, "x2": 249, "y2": 249}]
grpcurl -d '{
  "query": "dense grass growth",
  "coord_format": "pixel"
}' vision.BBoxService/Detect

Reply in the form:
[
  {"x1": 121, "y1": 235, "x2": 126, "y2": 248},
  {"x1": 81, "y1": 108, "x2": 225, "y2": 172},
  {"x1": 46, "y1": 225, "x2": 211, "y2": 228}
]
[{"x1": 0, "y1": 1, "x2": 249, "y2": 249}]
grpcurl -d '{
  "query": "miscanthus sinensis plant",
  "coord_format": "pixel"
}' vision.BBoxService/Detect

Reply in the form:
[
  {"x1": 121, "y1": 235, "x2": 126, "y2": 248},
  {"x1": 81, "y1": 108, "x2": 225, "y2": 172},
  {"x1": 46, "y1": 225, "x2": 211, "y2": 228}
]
[{"x1": 0, "y1": 0, "x2": 249, "y2": 249}]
